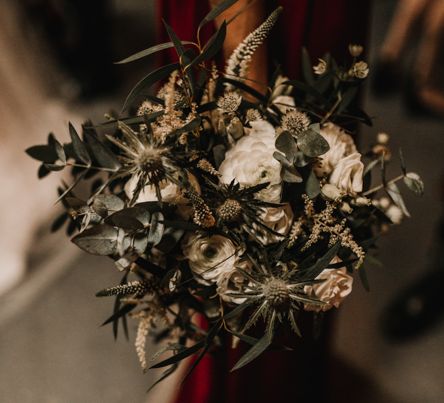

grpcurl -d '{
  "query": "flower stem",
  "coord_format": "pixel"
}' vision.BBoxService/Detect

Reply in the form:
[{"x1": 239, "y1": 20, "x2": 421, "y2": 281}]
[{"x1": 363, "y1": 174, "x2": 404, "y2": 196}]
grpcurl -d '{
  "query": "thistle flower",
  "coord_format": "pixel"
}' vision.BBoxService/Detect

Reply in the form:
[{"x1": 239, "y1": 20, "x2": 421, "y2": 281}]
[
  {"x1": 217, "y1": 92, "x2": 242, "y2": 113},
  {"x1": 225, "y1": 7, "x2": 282, "y2": 87},
  {"x1": 280, "y1": 110, "x2": 310, "y2": 135},
  {"x1": 313, "y1": 58, "x2": 327, "y2": 75},
  {"x1": 246, "y1": 108, "x2": 262, "y2": 122},
  {"x1": 105, "y1": 122, "x2": 180, "y2": 205},
  {"x1": 224, "y1": 258, "x2": 324, "y2": 336}
]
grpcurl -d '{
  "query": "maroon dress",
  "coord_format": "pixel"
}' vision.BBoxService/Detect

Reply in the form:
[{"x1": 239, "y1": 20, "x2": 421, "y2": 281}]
[{"x1": 155, "y1": 1, "x2": 370, "y2": 402}]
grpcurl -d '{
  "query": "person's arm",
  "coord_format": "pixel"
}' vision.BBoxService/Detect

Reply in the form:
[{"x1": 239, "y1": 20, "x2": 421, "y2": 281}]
[{"x1": 210, "y1": 0, "x2": 268, "y2": 93}]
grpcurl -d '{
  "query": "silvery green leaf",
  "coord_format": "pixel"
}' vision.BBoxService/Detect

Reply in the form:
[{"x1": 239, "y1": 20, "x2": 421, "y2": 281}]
[
  {"x1": 94, "y1": 194, "x2": 125, "y2": 214},
  {"x1": 386, "y1": 182, "x2": 410, "y2": 217},
  {"x1": 72, "y1": 224, "x2": 119, "y2": 255},
  {"x1": 148, "y1": 212, "x2": 165, "y2": 246},
  {"x1": 306, "y1": 170, "x2": 320, "y2": 198},
  {"x1": 275, "y1": 131, "x2": 298, "y2": 159},
  {"x1": 297, "y1": 127, "x2": 329, "y2": 157},
  {"x1": 281, "y1": 166, "x2": 302, "y2": 183},
  {"x1": 403, "y1": 172, "x2": 424, "y2": 196},
  {"x1": 273, "y1": 151, "x2": 292, "y2": 168}
]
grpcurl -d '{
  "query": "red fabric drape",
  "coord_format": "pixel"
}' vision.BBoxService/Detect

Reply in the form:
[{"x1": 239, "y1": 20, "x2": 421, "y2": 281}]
[{"x1": 155, "y1": 1, "x2": 370, "y2": 402}]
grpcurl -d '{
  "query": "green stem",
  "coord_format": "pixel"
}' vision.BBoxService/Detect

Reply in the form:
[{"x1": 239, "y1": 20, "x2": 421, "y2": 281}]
[{"x1": 363, "y1": 174, "x2": 404, "y2": 196}]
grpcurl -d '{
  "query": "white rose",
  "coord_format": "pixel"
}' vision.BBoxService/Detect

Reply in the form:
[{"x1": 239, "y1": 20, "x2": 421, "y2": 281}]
[
  {"x1": 219, "y1": 120, "x2": 282, "y2": 203},
  {"x1": 304, "y1": 257, "x2": 353, "y2": 312},
  {"x1": 329, "y1": 152, "x2": 364, "y2": 194},
  {"x1": 253, "y1": 203, "x2": 294, "y2": 245},
  {"x1": 314, "y1": 122, "x2": 357, "y2": 177},
  {"x1": 182, "y1": 234, "x2": 239, "y2": 285}
]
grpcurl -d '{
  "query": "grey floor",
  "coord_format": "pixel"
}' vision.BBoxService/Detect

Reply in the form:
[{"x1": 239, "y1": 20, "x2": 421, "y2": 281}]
[{"x1": 1, "y1": 1, "x2": 444, "y2": 402}]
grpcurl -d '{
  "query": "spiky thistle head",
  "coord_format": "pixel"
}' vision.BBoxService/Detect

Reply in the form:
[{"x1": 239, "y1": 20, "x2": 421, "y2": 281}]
[
  {"x1": 225, "y1": 7, "x2": 282, "y2": 87},
  {"x1": 106, "y1": 121, "x2": 182, "y2": 204}
]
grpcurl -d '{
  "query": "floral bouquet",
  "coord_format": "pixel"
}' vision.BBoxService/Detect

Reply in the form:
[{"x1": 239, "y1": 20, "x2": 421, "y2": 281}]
[{"x1": 26, "y1": 1, "x2": 423, "y2": 388}]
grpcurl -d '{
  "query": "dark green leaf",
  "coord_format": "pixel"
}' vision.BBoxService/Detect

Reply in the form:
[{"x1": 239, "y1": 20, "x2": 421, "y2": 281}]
[
  {"x1": 198, "y1": 0, "x2": 238, "y2": 30},
  {"x1": 231, "y1": 331, "x2": 272, "y2": 371},
  {"x1": 69, "y1": 122, "x2": 91, "y2": 165},
  {"x1": 106, "y1": 214, "x2": 144, "y2": 230},
  {"x1": 102, "y1": 302, "x2": 136, "y2": 326},
  {"x1": 186, "y1": 21, "x2": 227, "y2": 71},
  {"x1": 84, "y1": 132, "x2": 121, "y2": 170},
  {"x1": 163, "y1": 20, "x2": 186, "y2": 57},
  {"x1": 48, "y1": 133, "x2": 66, "y2": 164},
  {"x1": 359, "y1": 265, "x2": 370, "y2": 292},
  {"x1": 25, "y1": 144, "x2": 57, "y2": 163},
  {"x1": 122, "y1": 62, "x2": 180, "y2": 111},
  {"x1": 300, "y1": 243, "x2": 340, "y2": 281},
  {"x1": 150, "y1": 340, "x2": 205, "y2": 369},
  {"x1": 43, "y1": 163, "x2": 65, "y2": 172},
  {"x1": 115, "y1": 41, "x2": 194, "y2": 64},
  {"x1": 72, "y1": 224, "x2": 119, "y2": 255},
  {"x1": 147, "y1": 364, "x2": 178, "y2": 392},
  {"x1": 301, "y1": 47, "x2": 315, "y2": 85},
  {"x1": 51, "y1": 213, "x2": 68, "y2": 232},
  {"x1": 37, "y1": 163, "x2": 51, "y2": 178}
]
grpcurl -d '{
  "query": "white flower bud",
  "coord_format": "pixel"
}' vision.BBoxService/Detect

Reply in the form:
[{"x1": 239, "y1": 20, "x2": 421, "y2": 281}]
[{"x1": 377, "y1": 132, "x2": 389, "y2": 145}]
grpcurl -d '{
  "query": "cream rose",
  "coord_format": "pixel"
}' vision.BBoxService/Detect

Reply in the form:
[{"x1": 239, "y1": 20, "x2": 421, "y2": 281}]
[
  {"x1": 125, "y1": 175, "x2": 179, "y2": 203},
  {"x1": 182, "y1": 234, "x2": 239, "y2": 285},
  {"x1": 329, "y1": 152, "x2": 364, "y2": 194},
  {"x1": 219, "y1": 120, "x2": 282, "y2": 203},
  {"x1": 304, "y1": 257, "x2": 353, "y2": 312},
  {"x1": 315, "y1": 122, "x2": 357, "y2": 177},
  {"x1": 253, "y1": 203, "x2": 294, "y2": 245}
]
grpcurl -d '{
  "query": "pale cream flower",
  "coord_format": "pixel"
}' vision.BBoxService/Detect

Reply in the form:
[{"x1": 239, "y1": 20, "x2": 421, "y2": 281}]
[
  {"x1": 217, "y1": 92, "x2": 242, "y2": 113},
  {"x1": 304, "y1": 257, "x2": 353, "y2": 312},
  {"x1": 182, "y1": 234, "x2": 240, "y2": 285},
  {"x1": 350, "y1": 61, "x2": 369, "y2": 79},
  {"x1": 348, "y1": 44, "x2": 364, "y2": 57},
  {"x1": 329, "y1": 152, "x2": 364, "y2": 195},
  {"x1": 386, "y1": 204, "x2": 403, "y2": 224},
  {"x1": 219, "y1": 120, "x2": 282, "y2": 203},
  {"x1": 321, "y1": 183, "x2": 344, "y2": 200},
  {"x1": 314, "y1": 122, "x2": 357, "y2": 177},
  {"x1": 313, "y1": 58, "x2": 327, "y2": 75}
]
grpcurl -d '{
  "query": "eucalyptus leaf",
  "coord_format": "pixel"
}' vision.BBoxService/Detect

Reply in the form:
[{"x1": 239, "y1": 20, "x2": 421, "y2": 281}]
[
  {"x1": 72, "y1": 224, "x2": 119, "y2": 255},
  {"x1": 148, "y1": 212, "x2": 165, "y2": 246},
  {"x1": 26, "y1": 144, "x2": 58, "y2": 163},
  {"x1": 403, "y1": 172, "x2": 424, "y2": 196},
  {"x1": 69, "y1": 122, "x2": 91, "y2": 165},
  {"x1": 297, "y1": 127, "x2": 329, "y2": 157},
  {"x1": 84, "y1": 132, "x2": 121, "y2": 171},
  {"x1": 275, "y1": 131, "x2": 298, "y2": 159},
  {"x1": 386, "y1": 182, "x2": 410, "y2": 217},
  {"x1": 306, "y1": 170, "x2": 320, "y2": 198},
  {"x1": 281, "y1": 166, "x2": 303, "y2": 183}
]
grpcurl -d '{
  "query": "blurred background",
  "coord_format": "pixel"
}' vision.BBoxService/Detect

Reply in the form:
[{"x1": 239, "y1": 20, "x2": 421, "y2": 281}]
[{"x1": 0, "y1": 0, "x2": 443, "y2": 402}]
